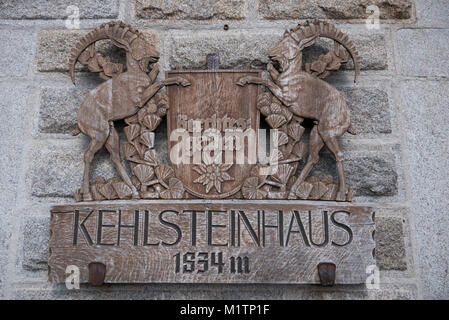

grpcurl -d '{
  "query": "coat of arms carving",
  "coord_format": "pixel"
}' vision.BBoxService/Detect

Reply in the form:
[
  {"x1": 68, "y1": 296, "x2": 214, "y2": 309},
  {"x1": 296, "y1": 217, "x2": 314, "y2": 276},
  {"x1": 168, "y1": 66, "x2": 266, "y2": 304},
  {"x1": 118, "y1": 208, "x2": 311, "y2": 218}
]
[
  {"x1": 48, "y1": 20, "x2": 375, "y2": 286},
  {"x1": 69, "y1": 20, "x2": 360, "y2": 203}
]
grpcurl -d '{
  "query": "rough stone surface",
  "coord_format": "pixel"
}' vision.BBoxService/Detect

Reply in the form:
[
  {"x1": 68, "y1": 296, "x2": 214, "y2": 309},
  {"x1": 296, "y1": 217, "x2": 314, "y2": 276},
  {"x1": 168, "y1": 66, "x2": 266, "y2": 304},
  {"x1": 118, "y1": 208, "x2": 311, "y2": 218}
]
[
  {"x1": 339, "y1": 87, "x2": 392, "y2": 135},
  {"x1": 0, "y1": 82, "x2": 34, "y2": 297},
  {"x1": 311, "y1": 152, "x2": 398, "y2": 197},
  {"x1": 396, "y1": 29, "x2": 449, "y2": 77},
  {"x1": 375, "y1": 217, "x2": 407, "y2": 270},
  {"x1": 399, "y1": 80, "x2": 449, "y2": 299},
  {"x1": 22, "y1": 216, "x2": 50, "y2": 271},
  {"x1": 39, "y1": 79, "x2": 101, "y2": 134},
  {"x1": 258, "y1": 0, "x2": 414, "y2": 20},
  {"x1": 28, "y1": 139, "x2": 117, "y2": 198},
  {"x1": 35, "y1": 30, "x2": 159, "y2": 72},
  {"x1": 0, "y1": 29, "x2": 35, "y2": 77},
  {"x1": 0, "y1": 0, "x2": 119, "y2": 19},
  {"x1": 304, "y1": 33, "x2": 388, "y2": 71},
  {"x1": 135, "y1": 0, "x2": 247, "y2": 20},
  {"x1": 12, "y1": 283, "x2": 417, "y2": 300},
  {"x1": 167, "y1": 29, "x2": 387, "y2": 70},
  {"x1": 414, "y1": 0, "x2": 449, "y2": 27}
]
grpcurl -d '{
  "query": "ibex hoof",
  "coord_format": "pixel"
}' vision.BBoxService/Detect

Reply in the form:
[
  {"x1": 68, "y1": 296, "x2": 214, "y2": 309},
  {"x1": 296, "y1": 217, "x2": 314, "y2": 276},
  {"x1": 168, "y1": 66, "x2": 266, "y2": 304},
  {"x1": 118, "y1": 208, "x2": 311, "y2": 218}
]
[
  {"x1": 131, "y1": 189, "x2": 140, "y2": 199},
  {"x1": 336, "y1": 191, "x2": 346, "y2": 202},
  {"x1": 287, "y1": 192, "x2": 297, "y2": 200},
  {"x1": 83, "y1": 192, "x2": 93, "y2": 201}
]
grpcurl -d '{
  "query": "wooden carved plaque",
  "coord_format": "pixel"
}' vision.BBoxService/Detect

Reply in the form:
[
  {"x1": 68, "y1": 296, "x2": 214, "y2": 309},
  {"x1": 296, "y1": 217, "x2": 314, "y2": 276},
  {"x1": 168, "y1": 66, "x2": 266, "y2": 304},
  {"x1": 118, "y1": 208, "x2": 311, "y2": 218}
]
[
  {"x1": 166, "y1": 70, "x2": 260, "y2": 199},
  {"x1": 49, "y1": 201, "x2": 375, "y2": 284},
  {"x1": 47, "y1": 20, "x2": 377, "y2": 286}
]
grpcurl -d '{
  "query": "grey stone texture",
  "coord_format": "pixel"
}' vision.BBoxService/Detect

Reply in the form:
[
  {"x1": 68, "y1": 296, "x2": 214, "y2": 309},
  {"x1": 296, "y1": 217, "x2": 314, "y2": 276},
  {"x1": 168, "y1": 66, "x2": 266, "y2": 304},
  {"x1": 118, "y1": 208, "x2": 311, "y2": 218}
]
[
  {"x1": 22, "y1": 216, "x2": 50, "y2": 271},
  {"x1": 258, "y1": 0, "x2": 414, "y2": 20},
  {"x1": 135, "y1": 0, "x2": 248, "y2": 20},
  {"x1": 339, "y1": 87, "x2": 392, "y2": 135},
  {"x1": 414, "y1": 0, "x2": 449, "y2": 27},
  {"x1": 28, "y1": 139, "x2": 117, "y2": 198},
  {"x1": 311, "y1": 151, "x2": 398, "y2": 197},
  {"x1": 166, "y1": 29, "x2": 388, "y2": 70},
  {"x1": 375, "y1": 217, "x2": 407, "y2": 270},
  {"x1": 12, "y1": 282, "x2": 417, "y2": 300},
  {"x1": 396, "y1": 29, "x2": 449, "y2": 77},
  {"x1": 0, "y1": 0, "x2": 119, "y2": 19},
  {"x1": 0, "y1": 81, "x2": 35, "y2": 297},
  {"x1": 39, "y1": 78, "x2": 102, "y2": 134},
  {"x1": 0, "y1": 29, "x2": 36, "y2": 77},
  {"x1": 35, "y1": 30, "x2": 159, "y2": 72},
  {"x1": 399, "y1": 80, "x2": 449, "y2": 299}
]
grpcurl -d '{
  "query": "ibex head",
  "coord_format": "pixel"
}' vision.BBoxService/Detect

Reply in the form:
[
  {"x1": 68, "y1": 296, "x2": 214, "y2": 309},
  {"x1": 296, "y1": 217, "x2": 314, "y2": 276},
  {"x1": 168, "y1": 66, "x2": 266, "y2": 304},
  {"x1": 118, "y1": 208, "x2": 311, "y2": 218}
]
[
  {"x1": 268, "y1": 29, "x2": 317, "y2": 73},
  {"x1": 129, "y1": 32, "x2": 160, "y2": 73},
  {"x1": 69, "y1": 21, "x2": 160, "y2": 83},
  {"x1": 268, "y1": 20, "x2": 361, "y2": 82}
]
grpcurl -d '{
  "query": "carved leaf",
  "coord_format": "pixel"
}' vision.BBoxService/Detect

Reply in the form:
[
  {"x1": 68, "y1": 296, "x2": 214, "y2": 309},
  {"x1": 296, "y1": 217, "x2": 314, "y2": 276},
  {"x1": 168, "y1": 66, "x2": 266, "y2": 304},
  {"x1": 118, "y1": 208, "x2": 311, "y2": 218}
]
[
  {"x1": 155, "y1": 165, "x2": 174, "y2": 183},
  {"x1": 269, "y1": 149, "x2": 284, "y2": 164},
  {"x1": 242, "y1": 177, "x2": 267, "y2": 200},
  {"x1": 112, "y1": 181, "x2": 133, "y2": 199},
  {"x1": 270, "y1": 164, "x2": 295, "y2": 185},
  {"x1": 140, "y1": 131, "x2": 155, "y2": 148},
  {"x1": 142, "y1": 114, "x2": 162, "y2": 131},
  {"x1": 160, "y1": 178, "x2": 184, "y2": 199},
  {"x1": 133, "y1": 164, "x2": 155, "y2": 185},
  {"x1": 124, "y1": 114, "x2": 138, "y2": 125},
  {"x1": 266, "y1": 114, "x2": 287, "y2": 129},
  {"x1": 257, "y1": 92, "x2": 272, "y2": 109},
  {"x1": 123, "y1": 142, "x2": 137, "y2": 159},
  {"x1": 259, "y1": 106, "x2": 271, "y2": 117},
  {"x1": 137, "y1": 108, "x2": 148, "y2": 123},
  {"x1": 292, "y1": 141, "x2": 307, "y2": 159},
  {"x1": 276, "y1": 131, "x2": 289, "y2": 147},
  {"x1": 270, "y1": 103, "x2": 283, "y2": 114},
  {"x1": 156, "y1": 106, "x2": 168, "y2": 117},
  {"x1": 131, "y1": 175, "x2": 141, "y2": 190},
  {"x1": 288, "y1": 122, "x2": 304, "y2": 141},
  {"x1": 146, "y1": 102, "x2": 158, "y2": 114},
  {"x1": 98, "y1": 179, "x2": 119, "y2": 200},
  {"x1": 143, "y1": 150, "x2": 158, "y2": 166},
  {"x1": 281, "y1": 107, "x2": 293, "y2": 122},
  {"x1": 124, "y1": 124, "x2": 141, "y2": 141},
  {"x1": 91, "y1": 177, "x2": 106, "y2": 201}
]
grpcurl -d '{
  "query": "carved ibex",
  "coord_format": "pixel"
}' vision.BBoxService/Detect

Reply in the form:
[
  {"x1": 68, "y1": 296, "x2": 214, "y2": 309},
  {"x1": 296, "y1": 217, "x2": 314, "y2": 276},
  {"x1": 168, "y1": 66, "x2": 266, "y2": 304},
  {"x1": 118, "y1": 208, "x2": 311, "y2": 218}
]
[
  {"x1": 69, "y1": 21, "x2": 190, "y2": 201},
  {"x1": 238, "y1": 21, "x2": 360, "y2": 201}
]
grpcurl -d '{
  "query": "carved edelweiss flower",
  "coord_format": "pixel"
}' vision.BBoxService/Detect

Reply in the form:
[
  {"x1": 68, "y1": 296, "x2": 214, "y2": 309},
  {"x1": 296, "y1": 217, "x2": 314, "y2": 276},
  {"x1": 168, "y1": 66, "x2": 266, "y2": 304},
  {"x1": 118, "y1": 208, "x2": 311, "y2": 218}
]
[{"x1": 193, "y1": 160, "x2": 234, "y2": 194}]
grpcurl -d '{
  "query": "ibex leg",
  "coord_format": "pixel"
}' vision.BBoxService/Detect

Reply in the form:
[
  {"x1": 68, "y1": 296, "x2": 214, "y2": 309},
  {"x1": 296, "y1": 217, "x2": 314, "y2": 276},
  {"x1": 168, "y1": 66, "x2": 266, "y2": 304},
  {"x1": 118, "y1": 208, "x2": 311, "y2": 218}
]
[
  {"x1": 322, "y1": 136, "x2": 346, "y2": 202},
  {"x1": 288, "y1": 125, "x2": 324, "y2": 199},
  {"x1": 105, "y1": 124, "x2": 139, "y2": 199},
  {"x1": 82, "y1": 137, "x2": 106, "y2": 201}
]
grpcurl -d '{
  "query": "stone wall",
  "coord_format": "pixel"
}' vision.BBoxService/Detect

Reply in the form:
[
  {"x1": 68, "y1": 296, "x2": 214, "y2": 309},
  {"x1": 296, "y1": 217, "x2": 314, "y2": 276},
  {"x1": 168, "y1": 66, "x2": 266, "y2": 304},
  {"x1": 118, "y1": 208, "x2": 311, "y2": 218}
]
[{"x1": 0, "y1": 0, "x2": 447, "y2": 300}]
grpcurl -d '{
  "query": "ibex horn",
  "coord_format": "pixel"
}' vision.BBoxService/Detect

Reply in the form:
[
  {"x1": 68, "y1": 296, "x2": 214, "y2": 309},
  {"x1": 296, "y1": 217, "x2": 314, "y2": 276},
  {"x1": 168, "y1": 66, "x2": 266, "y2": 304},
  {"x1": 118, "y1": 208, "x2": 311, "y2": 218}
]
[{"x1": 68, "y1": 21, "x2": 138, "y2": 84}]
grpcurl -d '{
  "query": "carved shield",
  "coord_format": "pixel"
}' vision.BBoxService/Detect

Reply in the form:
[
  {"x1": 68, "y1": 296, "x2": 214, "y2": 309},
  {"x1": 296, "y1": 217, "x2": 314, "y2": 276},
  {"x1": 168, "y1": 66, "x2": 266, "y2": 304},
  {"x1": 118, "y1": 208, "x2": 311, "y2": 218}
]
[{"x1": 166, "y1": 70, "x2": 261, "y2": 199}]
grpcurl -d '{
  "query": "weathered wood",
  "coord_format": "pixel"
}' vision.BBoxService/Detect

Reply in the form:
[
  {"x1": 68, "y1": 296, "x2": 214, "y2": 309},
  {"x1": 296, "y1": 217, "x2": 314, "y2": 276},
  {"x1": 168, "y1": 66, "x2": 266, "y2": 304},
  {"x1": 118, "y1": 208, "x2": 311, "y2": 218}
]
[
  {"x1": 166, "y1": 70, "x2": 261, "y2": 199},
  {"x1": 88, "y1": 262, "x2": 106, "y2": 286},
  {"x1": 49, "y1": 200, "x2": 375, "y2": 284},
  {"x1": 317, "y1": 262, "x2": 336, "y2": 286}
]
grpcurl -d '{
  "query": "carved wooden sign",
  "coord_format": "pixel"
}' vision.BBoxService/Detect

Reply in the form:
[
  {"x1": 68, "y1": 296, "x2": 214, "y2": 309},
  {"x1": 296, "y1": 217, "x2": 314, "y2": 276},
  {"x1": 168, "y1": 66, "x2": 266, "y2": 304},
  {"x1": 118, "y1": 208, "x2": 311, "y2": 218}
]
[
  {"x1": 48, "y1": 20, "x2": 376, "y2": 285},
  {"x1": 49, "y1": 201, "x2": 375, "y2": 284}
]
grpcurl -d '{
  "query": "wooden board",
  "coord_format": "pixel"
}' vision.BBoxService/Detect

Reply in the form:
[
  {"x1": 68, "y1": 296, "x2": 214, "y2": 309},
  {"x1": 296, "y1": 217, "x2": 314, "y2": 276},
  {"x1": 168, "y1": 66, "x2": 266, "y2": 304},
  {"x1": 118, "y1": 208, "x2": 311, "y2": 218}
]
[
  {"x1": 49, "y1": 200, "x2": 375, "y2": 284},
  {"x1": 166, "y1": 70, "x2": 261, "y2": 199}
]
